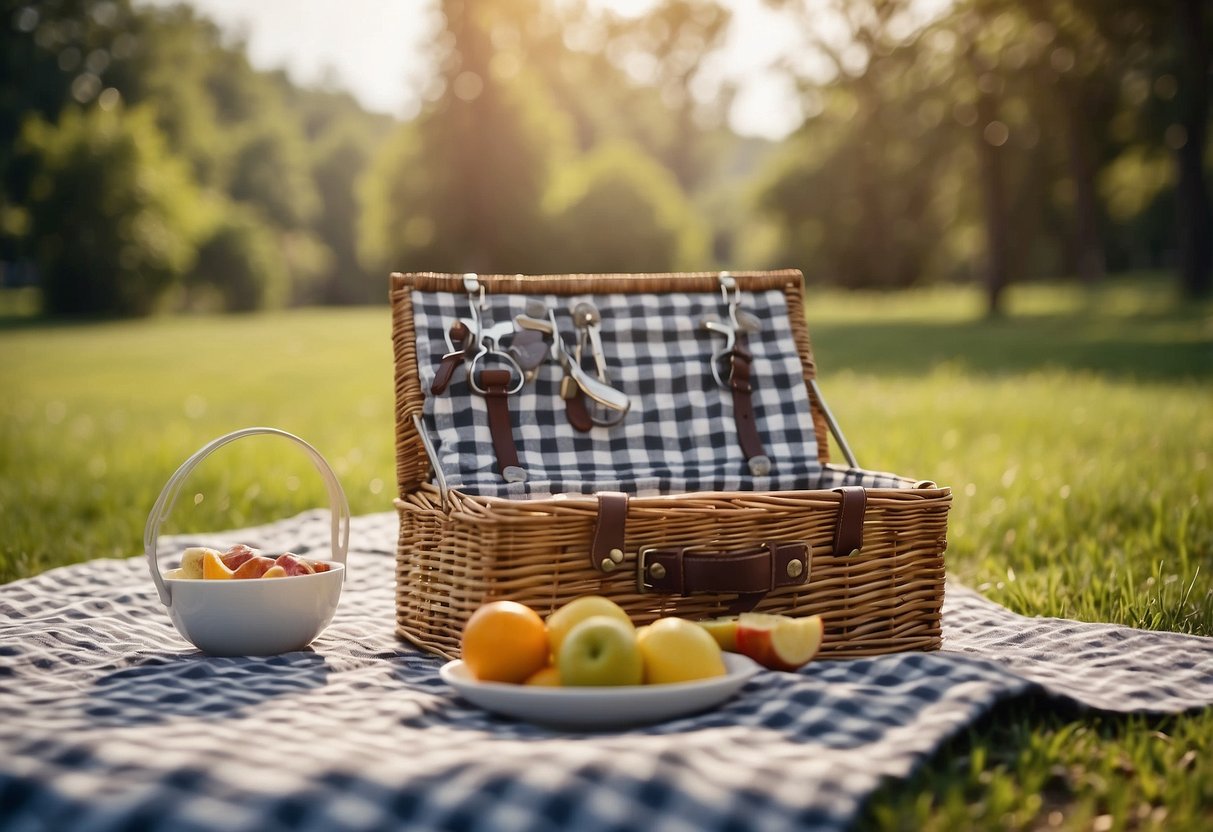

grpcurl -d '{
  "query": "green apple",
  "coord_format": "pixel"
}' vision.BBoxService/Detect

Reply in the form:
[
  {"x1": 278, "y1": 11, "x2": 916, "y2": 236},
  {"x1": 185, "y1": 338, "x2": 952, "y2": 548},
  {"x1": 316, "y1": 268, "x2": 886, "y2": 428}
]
[
  {"x1": 546, "y1": 595, "x2": 634, "y2": 657},
  {"x1": 557, "y1": 615, "x2": 644, "y2": 687},
  {"x1": 637, "y1": 617, "x2": 727, "y2": 684}
]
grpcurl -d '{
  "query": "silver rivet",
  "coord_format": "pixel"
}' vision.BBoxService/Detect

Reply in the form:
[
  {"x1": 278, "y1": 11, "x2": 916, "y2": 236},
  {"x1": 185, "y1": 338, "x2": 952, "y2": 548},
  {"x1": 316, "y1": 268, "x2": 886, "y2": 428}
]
[
  {"x1": 648, "y1": 562, "x2": 667, "y2": 580},
  {"x1": 502, "y1": 466, "x2": 527, "y2": 483},
  {"x1": 608, "y1": 548, "x2": 624, "y2": 563},
  {"x1": 748, "y1": 455, "x2": 771, "y2": 477},
  {"x1": 786, "y1": 559, "x2": 804, "y2": 578},
  {"x1": 600, "y1": 558, "x2": 618, "y2": 573}
]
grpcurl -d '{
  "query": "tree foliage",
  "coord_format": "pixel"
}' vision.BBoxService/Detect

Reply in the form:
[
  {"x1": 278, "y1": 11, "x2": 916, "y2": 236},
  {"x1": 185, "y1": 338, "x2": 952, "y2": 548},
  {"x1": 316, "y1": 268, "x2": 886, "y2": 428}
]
[
  {"x1": 1, "y1": 0, "x2": 1209, "y2": 315},
  {"x1": 18, "y1": 104, "x2": 207, "y2": 316}
]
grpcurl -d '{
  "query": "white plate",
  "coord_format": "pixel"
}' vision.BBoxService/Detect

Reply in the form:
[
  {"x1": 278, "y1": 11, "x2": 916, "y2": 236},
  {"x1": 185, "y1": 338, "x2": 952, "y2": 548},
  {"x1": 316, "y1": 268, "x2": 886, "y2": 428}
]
[{"x1": 440, "y1": 652, "x2": 761, "y2": 729}]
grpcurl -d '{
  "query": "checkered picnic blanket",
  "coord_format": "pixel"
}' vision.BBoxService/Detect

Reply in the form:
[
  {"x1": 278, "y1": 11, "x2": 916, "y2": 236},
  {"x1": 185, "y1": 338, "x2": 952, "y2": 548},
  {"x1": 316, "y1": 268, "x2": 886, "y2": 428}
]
[
  {"x1": 412, "y1": 287, "x2": 908, "y2": 498},
  {"x1": 2, "y1": 511, "x2": 1211, "y2": 832}
]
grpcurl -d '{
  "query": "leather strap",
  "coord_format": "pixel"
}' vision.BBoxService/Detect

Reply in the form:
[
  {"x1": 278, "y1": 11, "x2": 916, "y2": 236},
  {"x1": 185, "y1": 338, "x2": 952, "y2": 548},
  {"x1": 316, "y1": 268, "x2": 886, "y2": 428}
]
[
  {"x1": 430, "y1": 351, "x2": 463, "y2": 395},
  {"x1": 639, "y1": 542, "x2": 809, "y2": 612},
  {"x1": 481, "y1": 369, "x2": 520, "y2": 475},
  {"x1": 728, "y1": 334, "x2": 769, "y2": 475},
  {"x1": 430, "y1": 320, "x2": 471, "y2": 395},
  {"x1": 832, "y1": 486, "x2": 866, "y2": 555},
  {"x1": 565, "y1": 390, "x2": 593, "y2": 432},
  {"x1": 590, "y1": 492, "x2": 629, "y2": 572}
]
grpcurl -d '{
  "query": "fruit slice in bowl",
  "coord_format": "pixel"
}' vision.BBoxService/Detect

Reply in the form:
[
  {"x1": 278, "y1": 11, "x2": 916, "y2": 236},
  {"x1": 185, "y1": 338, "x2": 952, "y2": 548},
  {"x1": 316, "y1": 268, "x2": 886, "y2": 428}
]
[{"x1": 734, "y1": 613, "x2": 824, "y2": 671}]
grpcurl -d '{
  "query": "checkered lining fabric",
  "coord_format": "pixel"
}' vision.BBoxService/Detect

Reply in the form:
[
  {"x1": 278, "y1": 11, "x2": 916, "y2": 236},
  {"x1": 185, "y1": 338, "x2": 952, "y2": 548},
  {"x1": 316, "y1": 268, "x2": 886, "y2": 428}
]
[
  {"x1": 2, "y1": 511, "x2": 1211, "y2": 832},
  {"x1": 412, "y1": 287, "x2": 908, "y2": 498}
]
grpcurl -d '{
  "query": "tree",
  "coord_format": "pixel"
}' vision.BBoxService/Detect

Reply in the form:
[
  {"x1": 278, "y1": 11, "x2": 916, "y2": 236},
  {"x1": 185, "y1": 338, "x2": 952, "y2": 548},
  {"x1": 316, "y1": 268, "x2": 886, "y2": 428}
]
[
  {"x1": 359, "y1": 0, "x2": 575, "y2": 275},
  {"x1": 190, "y1": 202, "x2": 286, "y2": 312},
  {"x1": 545, "y1": 139, "x2": 710, "y2": 272},
  {"x1": 19, "y1": 104, "x2": 207, "y2": 316},
  {"x1": 757, "y1": 0, "x2": 971, "y2": 290},
  {"x1": 1173, "y1": 0, "x2": 1211, "y2": 299}
]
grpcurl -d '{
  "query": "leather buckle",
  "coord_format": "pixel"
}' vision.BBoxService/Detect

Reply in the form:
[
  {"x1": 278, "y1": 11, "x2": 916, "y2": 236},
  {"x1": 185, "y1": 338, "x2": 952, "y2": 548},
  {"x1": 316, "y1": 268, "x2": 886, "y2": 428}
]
[{"x1": 636, "y1": 542, "x2": 810, "y2": 595}]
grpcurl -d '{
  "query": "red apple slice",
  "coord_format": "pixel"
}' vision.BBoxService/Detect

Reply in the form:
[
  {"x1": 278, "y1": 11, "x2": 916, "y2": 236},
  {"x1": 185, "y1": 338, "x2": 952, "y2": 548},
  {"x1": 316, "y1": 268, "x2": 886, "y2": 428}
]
[
  {"x1": 221, "y1": 544, "x2": 259, "y2": 570},
  {"x1": 274, "y1": 554, "x2": 315, "y2": 577},
  {"x1": 735, "y1": 613, "x2": 824, "y2": 671}
]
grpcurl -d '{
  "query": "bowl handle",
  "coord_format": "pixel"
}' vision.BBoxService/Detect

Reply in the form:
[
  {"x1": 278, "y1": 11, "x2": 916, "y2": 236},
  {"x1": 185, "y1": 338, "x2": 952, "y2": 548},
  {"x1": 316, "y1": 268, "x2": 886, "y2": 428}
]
[{"x1": 144, "y1": 427, "x2": 352, "y2": 607}]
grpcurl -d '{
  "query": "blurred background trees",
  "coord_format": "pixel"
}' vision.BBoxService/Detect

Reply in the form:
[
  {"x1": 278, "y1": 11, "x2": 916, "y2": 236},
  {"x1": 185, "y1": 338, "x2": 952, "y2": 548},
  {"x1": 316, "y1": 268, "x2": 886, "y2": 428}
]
[{"x1": 1, "y1": 0, "x2": 1209, "y2": 317}]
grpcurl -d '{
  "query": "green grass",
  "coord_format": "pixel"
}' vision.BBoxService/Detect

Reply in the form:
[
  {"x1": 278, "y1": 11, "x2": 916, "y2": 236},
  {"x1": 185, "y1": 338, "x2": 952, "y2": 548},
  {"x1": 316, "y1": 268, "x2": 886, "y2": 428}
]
[{"x1": 1, "y1": 275, "x2": 1211, "y2": 830}]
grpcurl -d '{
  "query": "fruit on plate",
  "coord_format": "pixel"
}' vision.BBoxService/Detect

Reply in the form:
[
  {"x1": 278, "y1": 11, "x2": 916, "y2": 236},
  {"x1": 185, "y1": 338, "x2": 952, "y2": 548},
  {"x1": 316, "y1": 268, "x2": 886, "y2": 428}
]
[
  {"x1": 734, "y1": 613, "x2": 824, "y2": 671},
  {"x1": 637, "y1": 617, "x2": 727, "y2": 685},
  {"x1": 461, "y1": 600, "x2": 551, "y2": 684},
  {"x1": 524, "y1": 666, "x2": 561, "y2": 687},
  {"x1": 557, "y1": 615, "x2": 644, "y2": 687},
  {"x1": 545, "y1": 595, "x2": 634, "y2": 657},
  {"x1": 695, "y1": 616, "x2": 740, "y2": 652}
]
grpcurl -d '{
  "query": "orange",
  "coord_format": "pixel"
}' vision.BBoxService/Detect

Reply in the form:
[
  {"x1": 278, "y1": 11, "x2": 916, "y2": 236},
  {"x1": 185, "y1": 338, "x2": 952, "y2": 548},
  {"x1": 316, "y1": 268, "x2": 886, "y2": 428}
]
[
  {"x1": 460, "y1": 600, "x2": 550, "y2": 683},
  {"x1": 523, "y1": 666, "x2": 561, "y2": 687}
]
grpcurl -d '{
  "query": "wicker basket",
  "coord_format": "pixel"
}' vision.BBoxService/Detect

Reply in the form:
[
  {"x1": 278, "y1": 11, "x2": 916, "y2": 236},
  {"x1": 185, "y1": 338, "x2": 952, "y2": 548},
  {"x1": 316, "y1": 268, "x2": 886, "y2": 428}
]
[{"x1": 392, "y1": 271, "x2": 949, "y2": 659}]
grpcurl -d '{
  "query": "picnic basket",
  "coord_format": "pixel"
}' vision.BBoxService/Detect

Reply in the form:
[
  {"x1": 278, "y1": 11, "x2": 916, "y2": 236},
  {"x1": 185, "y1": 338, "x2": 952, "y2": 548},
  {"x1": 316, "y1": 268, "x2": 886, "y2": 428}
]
[{"x1": 391, "y1": 270, "x2": 949, "y2": 659}]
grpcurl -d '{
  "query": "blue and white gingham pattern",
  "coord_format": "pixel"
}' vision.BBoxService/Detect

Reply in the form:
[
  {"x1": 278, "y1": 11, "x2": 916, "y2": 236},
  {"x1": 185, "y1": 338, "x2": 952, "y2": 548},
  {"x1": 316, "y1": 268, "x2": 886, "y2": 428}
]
[
  {"x1": 2, "y1": 512, "x2": 1211, "y2": 832},
  {"x1": 412, "y1": 288, "x2": 907, "y2": 498}
]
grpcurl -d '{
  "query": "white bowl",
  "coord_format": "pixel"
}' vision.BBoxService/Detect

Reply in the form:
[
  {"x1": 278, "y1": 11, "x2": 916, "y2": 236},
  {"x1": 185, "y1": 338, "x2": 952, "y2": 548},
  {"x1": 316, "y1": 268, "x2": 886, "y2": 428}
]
[
  {"x1": 163, "y1": 565, "x2": 345, "y2": 656},
  {"x1": 145, "y1": 427, "x2": 350, "y2": 657}
]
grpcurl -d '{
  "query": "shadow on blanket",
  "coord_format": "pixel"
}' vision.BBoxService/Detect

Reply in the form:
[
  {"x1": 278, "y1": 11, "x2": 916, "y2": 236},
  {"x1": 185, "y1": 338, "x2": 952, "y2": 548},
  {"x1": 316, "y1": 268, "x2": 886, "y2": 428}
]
[{"x1": 85, "y1": 650, "x2": 330, "y2": 727}]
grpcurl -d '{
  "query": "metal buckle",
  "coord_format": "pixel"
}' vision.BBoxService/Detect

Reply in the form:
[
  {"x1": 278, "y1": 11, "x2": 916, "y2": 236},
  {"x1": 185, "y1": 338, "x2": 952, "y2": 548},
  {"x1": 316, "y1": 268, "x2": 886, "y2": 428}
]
[{"x1": 636, "y1": 546, "x2": 664, "y2": 591}]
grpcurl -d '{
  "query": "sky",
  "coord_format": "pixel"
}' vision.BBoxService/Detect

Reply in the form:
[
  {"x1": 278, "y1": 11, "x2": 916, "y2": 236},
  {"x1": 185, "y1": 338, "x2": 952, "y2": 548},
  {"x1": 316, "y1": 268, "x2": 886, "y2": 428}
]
[{"x1": 136, "y1": 0, "x2": 813, "y2": 140}]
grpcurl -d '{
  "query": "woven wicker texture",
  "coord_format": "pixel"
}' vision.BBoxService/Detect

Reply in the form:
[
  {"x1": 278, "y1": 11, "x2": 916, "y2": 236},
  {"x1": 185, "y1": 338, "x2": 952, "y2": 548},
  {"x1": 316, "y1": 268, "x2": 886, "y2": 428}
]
[{"x1": 392, "y1": 271, "x2": 950, "y2": 659}]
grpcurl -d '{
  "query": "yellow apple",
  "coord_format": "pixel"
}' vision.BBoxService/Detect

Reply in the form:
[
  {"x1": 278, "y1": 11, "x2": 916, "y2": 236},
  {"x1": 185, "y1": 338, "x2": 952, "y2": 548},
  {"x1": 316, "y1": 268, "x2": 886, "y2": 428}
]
[
  {"x1": 695, "y1": 616, "x2": 740, "y2": 652},
  {"x1": 735, "y1": 613, "x2": 824, "y2": 671},
  {"x1": 637, "y1": 617, "x2": 727, "y2": 684},
  {"x1": 546, "y1": 595, "x2": 634, "y2": 657},
  {"x1": 557, "y1": 615, "x2": 644, "y2": 686}
]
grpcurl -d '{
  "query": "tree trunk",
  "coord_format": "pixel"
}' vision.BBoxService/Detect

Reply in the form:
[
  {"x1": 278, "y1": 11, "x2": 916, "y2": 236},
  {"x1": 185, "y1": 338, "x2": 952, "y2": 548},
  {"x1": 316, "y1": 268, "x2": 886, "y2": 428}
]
[
  {"x1": 1176, "y1": 0, "x2": 1212, "y2": 299},
  {"x1": 1062, "y1": 80, "x2": 1106, "y2": 285},
  {"x1": 976, "y1": 91, "x2": 1011, "y2": 317}
]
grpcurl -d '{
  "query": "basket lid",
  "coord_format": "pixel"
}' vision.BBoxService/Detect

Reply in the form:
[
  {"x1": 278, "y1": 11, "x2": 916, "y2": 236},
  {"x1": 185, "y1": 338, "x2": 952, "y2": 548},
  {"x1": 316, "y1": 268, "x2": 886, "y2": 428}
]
[{"x1": 392, "y1": 271, "x2": 844, "y2": 499}]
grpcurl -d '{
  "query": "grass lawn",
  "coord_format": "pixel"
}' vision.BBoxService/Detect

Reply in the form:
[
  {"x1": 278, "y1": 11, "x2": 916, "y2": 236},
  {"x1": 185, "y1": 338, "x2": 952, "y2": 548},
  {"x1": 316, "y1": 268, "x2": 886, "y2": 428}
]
[{"x1": 1, "y1": 274, "x2": 1210, "y2": 830}]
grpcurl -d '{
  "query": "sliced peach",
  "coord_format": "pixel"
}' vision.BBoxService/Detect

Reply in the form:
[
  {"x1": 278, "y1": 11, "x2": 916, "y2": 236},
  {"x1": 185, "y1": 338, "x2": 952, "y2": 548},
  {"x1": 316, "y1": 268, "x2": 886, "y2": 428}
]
[
  {"x1": 695, "y1": 616, "x2": 740, "y2": 652},
  {"x1": 734, "y1": 613, "x2": 824, "y2": 671},
  {"x1": 231, "y1": 555, "x2": 275, "y2": 579},
  {"x1": 310, "y1": 561, "x2": 331, "y2": 573},
  {"x1": 261, "y1": 565, "x2": 288, "y2": 578},
  {"x1": 202, "y1": 550, "x2": 235, "y2": 580}
]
